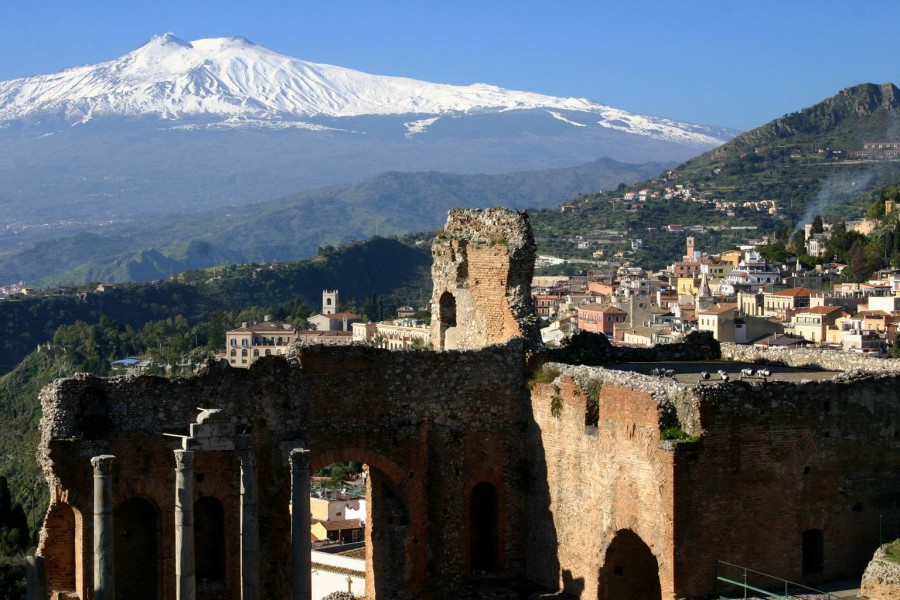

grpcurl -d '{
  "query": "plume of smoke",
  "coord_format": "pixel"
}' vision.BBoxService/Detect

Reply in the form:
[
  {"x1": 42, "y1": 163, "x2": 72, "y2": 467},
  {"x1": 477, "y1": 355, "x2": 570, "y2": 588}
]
[{"x1": 800, "y1": 171, "x2": 875, "y2": 227}]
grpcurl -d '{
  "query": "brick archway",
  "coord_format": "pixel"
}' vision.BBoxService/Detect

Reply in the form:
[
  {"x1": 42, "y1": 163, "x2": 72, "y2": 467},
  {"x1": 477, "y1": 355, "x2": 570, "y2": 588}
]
[
  {"x1": 598, "y1": 529, "x2": 662, "y2": 600},
  {"x1": 310, "y1": 446, "x2": 422, "y2": 600}
]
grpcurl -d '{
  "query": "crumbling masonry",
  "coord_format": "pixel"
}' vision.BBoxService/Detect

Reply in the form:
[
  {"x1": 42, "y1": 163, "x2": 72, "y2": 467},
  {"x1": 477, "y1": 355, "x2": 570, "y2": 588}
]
[{"x1": 35, "y1": 208, "x2": 900, "y2": 599}]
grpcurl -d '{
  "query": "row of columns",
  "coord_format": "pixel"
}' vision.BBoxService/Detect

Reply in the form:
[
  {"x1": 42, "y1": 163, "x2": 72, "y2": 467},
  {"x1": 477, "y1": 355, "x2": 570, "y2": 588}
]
[{"x1": 90, "y1": 447, "x2": 312, "y2": 600}]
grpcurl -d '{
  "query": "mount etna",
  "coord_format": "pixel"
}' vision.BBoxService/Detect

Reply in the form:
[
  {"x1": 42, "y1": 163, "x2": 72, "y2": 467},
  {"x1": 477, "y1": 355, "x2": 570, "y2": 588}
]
[{"x1": 0, "y1": 33, "x2": 735, "y2": 232}]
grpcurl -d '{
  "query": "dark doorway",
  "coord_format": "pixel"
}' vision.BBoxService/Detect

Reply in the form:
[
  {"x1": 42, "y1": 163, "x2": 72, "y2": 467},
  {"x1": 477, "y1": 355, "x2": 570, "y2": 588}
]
[
  {"x1": 802, "y1": 529, "x2": 824, "y2": 575},
  {"x1": 194, "y1": 496, "x2": 226, "y2": 583},
  {"x1": 598, "y1": 529, "x2": 661, "y2": 600},
  {"x1": 470, "y1": 482, "x2": 499, "y2": 573},
  {"x1": 438, "y1": 292, "x2": 457, "y2": 349},
  {"x1": 114, "y1": 497, "x2": 158, "y2": 600}
]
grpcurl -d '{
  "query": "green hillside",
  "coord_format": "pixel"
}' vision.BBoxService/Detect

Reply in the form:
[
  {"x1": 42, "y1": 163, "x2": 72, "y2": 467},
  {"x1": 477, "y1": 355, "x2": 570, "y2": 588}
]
[
  {"x1": 530, "y1": 83, "x2": 900, "y2": 267},
  {"x1": 0, "y1": 157, "x2": 667, "y2": 286},
  {"x1": 0, "y1": 237, "x2": 431, "y2": 375}
]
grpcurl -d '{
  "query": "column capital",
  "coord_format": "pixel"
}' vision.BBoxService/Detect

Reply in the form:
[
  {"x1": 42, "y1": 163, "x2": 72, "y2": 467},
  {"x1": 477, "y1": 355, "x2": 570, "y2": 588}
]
[
  {"x1": 90, "y1": 455, "x2": 115, "y2": 476},
  {"x1": 174, "y1": 449, "x2": 194, "y2": 470},
  {"x1": 289, "y1": 448, "x2": 310, "y2": 472}
]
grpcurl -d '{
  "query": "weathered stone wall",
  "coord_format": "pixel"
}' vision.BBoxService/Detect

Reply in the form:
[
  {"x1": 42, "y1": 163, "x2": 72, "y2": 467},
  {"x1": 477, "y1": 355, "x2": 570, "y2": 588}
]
[
  {"x1": 527, "y1": 373, "x2": 679, "y2": 599},
  {"x1": 721, "y1": 343, "x2": 900, "y2": 373},
  {"x1": 860, "y1": 543, "x2": 900, "y2": 600},
  {"x1": 38, "y1": 342, "x2": 529, "y2": 600},
  {"x1": 430, "y1": 208, "x2": 539, "y2": 351},
  {"x1": 526, "y1": 363, "x2": 900, "y2": 599}
]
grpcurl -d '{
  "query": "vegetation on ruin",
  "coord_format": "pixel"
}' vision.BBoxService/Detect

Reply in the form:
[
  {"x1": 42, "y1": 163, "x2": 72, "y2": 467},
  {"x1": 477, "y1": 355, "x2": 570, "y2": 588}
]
[
  {"x1": 527, "y1": 365, "x2": 561, "y2": 390},
  {"x1": 550, "y1": 390, "x2": 563, "y2": 419},
  {"x1": 584, "y1": 380, "x2": 601, "y2": 427},
  {"x1": 660, "y1": 427, "x2": 700, "y2": 442},
  {"x1": 887, "y1": 539, "x2": 900, "y2": 564}
]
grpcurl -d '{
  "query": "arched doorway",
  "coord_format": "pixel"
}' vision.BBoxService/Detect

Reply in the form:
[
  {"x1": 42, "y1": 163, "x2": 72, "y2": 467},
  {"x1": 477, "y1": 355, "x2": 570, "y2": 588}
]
[
  {"x1": 310, "y1": 451, "x2": 412, "y2": 599},
  {"x1": 598, "y1": 529, "x2": 661, "y2": 600},
  {"x1": 802, "y1": 529, "x2": 824, "y2": 576},
  {"x1": 469, "y1": 482, "x2": 499, "y2": 574},
  {"x1": 114, "y1": 497, "x2": 159, "y2": 600},
  {"x1": 438, "y1": 291, "x2": 458, "y2": 350},
  {"x1": 194, "y1": 496, "x2": 226, "y2": 594}
]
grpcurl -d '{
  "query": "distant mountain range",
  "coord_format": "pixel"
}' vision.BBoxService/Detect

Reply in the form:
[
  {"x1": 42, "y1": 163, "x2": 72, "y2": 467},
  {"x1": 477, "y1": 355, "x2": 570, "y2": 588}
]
[
  {"x1": 0, "y1": 157, "x2": 670, "y2": 286},
  {"x1": 0, "y1": 33, "x2": 735, "y2": 232}
]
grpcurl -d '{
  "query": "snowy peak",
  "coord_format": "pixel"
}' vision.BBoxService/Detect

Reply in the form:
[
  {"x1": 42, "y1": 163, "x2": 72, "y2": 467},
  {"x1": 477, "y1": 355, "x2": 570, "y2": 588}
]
[{"x1": 0, "y1": 34, "x2": 734, "y2": 146}]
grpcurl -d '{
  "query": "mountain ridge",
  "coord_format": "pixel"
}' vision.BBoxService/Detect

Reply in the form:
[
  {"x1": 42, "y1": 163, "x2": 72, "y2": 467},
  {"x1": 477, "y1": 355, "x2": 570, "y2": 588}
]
[
  {"x1": 0, "y1": 33, "x2": 733, "y2": 146},
  {"x1": 0, "y1": 157, "x2": 669, "y2": 285}
]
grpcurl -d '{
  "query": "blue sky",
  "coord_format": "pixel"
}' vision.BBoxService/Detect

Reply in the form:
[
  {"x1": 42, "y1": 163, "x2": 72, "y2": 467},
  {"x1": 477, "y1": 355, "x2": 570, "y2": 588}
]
[{"x1": 1, "y1": 0, "x2": 897, "y2": 130}]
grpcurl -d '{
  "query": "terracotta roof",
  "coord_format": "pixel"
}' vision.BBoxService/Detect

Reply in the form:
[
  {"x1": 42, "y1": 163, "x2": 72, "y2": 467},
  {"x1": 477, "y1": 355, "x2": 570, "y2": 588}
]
[
  {"x1": 228, "y1": 321, "x2": 296, "y2": 334},
  {"x1": 857, "y1": 310, "x2": 890, "y2": 318},
  {"x1": 699, "y1": 306, "x2": 736, "y2": 316},
  {"x1": 310, "y1": 561, "x2": 365, "y2": 578},
  {"x1": 797, "y1": 306, "x2": 843, "y2": 315},
  {"x1": 578, "y1": 304, "x2": 626, "y2": 314},
  {"x1": 313, "y1": 519, "x2": 363, "y2": 531},
  {"x1": 771, "y1": 287, "x2": 818, "y2": 297},
  {"x1": 319, "y1": 312, "x2": 361, "y2": 320}
]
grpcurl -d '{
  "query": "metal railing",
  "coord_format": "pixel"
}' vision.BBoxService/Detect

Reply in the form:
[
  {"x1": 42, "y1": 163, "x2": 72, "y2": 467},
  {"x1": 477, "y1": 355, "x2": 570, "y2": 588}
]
[{"x1": 716, "y1": 561, "x2": 837, "y2": 600}]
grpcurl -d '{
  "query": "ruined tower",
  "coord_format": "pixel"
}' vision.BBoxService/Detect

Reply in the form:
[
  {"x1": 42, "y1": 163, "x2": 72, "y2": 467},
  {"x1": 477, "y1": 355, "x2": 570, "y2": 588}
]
[{"x1": 429, "y1": 208, "x2": 540, "y2": 350}]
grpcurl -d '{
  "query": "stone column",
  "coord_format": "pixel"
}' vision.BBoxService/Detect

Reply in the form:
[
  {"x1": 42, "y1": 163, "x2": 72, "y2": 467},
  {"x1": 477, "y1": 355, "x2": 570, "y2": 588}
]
[
  {"x1": 92, "y1": 455, "x2": 115, "y2": 600},
  {"x1": 174, "y1": 450, "x2": 195, "y2": 600},
  {"x1": 239, "y1": 448, "x2": 259, "y2": 600},
  {"x1": 290, "y1": 448, "x2": 311, "y2": 600}
]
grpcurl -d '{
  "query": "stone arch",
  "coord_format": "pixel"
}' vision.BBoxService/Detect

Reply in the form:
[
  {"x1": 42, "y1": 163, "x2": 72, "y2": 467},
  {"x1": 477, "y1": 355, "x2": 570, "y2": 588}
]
[
  {"x1": 438, "y1": 291, "x2": 458, "y2": 350},
  {"x1": 310, "y1": 447, "x2": 416, "y2": 600},
  {"x1": 598, "y1": 529, "x2": 661, "y2": 600},
  {"x1": 195, "y1": 496, "x2": 226, "y2": 589},
  {"x1": 469, "y1": 482, "x2": 499, "y2": 574},
  {"x1": 114, "y1": 496, "x2": 160, "y2": 600}
]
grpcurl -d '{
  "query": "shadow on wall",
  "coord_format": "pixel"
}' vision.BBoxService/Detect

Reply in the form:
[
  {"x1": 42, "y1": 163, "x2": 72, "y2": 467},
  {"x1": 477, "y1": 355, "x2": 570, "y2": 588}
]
[{"x1": 525, "y1": 398, "x2": 562, "y2": 590}]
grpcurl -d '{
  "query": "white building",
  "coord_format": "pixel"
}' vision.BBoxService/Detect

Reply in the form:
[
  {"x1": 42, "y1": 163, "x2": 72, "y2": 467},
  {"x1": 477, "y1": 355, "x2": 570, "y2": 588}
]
[{"x1": 225, "y1": 317, "x2": 298, "y2": 368}]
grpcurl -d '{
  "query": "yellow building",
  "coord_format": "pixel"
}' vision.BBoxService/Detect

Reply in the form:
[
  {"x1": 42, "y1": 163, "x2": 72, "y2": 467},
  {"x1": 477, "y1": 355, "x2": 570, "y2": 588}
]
[{"x1": 791, "y1": 306, "x2": 843, "y2": 344}]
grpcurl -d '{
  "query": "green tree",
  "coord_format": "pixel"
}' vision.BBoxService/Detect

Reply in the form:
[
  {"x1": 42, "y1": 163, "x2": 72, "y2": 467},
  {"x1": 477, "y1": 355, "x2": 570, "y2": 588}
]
[{"x1": 812, "y1": 215, "x2": 824, "y2": 234}]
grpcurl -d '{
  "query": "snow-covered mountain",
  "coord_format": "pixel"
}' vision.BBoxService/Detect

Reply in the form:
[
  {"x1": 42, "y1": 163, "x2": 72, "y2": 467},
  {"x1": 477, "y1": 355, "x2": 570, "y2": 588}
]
[
  {"x1": 0, "y1": 34, "x2": 737, "y2": 235},
  {"x1": 0, "y1": 33, "x2": 731, "y2": 147}
]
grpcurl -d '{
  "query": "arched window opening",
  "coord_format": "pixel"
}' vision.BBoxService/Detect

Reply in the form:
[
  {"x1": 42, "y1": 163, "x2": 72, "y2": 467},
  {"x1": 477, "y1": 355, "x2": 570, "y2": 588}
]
[
  {"x1": 253, "y1": 348, "x2": 259, "y2": 357},
  {"x1": 265, "y1": 349, "x2": 271, "y2": 356},
  {"x1": 598, "y1": 529, "x2": 661, "y2": 600},
  {"x1": 195, "y1": 497, "x2": 226, "y2": 584},
  {"x1": 438, "y1": 292, "x2": 458, "y2": 350},
  {"x1": 241, "y1": 348, "x2": 248, "y2": 357},
  {"x1": 469, "y1": 482, "x2": 499, "y2": 573},
  {"x1": 114, "y1": 497, "x2": 158, "y2": 600},
  {"x1": 802, "y1": 529, "x2": 824, "y2": 575},
  {"x1": 230, "y1": 349, "x2": 236, "y2": 357}
]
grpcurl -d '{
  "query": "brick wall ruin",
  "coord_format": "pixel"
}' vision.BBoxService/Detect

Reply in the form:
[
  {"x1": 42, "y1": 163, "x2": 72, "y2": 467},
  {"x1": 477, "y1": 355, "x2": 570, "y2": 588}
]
[
  {"x1": 34, "y1": 208, "x2": 900, "y2": 600},
  {"x1": 528, "y1": 359, "x2": 900, "y2": 598},
  {"x1": 38, "y1": 343, "x2": 529, "y2": 600},
  {"x1": 430, "y1": 208, "x2": 539, "y2": 351}
]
